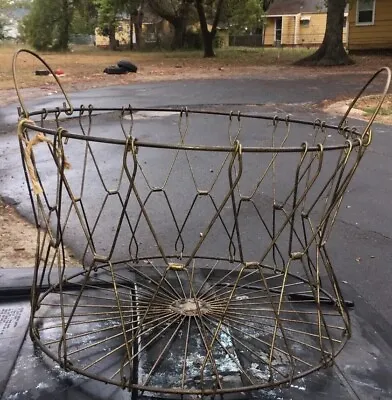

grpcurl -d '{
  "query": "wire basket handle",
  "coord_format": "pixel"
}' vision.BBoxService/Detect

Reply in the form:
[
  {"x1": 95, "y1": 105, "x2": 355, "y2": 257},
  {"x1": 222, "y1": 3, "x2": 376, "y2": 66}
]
[
  {"x1": 12, "y1": 48, "x2": 74, "y2": 118},
  {"x1": 338, "y1": 67, "x2": 391, "y2": 138}
]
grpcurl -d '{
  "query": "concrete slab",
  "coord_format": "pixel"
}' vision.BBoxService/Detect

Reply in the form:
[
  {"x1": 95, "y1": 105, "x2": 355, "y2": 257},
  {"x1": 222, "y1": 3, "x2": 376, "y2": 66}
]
[{"x1": 0, "y1": 301, "x2": 29, "y2": 396}]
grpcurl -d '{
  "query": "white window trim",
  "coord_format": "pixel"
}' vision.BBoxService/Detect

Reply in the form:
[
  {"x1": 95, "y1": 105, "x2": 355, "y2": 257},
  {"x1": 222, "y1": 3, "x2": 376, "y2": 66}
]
[
  {"x1": 343, "y1": 12, "x2": 348, "y2": 30},
  {"x1": 356, "y1": 0, "x2": 376, "y2": 26}
]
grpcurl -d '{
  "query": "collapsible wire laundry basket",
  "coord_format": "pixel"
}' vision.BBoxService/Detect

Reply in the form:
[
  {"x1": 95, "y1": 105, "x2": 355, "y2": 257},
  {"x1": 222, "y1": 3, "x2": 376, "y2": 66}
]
[{"x1": 13, "y1": 49, "x2": 390, "y2": 397}]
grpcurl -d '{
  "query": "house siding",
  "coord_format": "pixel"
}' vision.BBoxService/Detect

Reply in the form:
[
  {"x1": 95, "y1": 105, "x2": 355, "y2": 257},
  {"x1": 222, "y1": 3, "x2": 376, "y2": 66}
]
[
  {"x1": 298, "y1": 13, "x2": 326, "y2": 45},
  {"x1": 282, "y1": 16, "x2": 296, "y2": 45},
  {"x1": 264, "y1": 19, "x2": 276, "y2": 45},
  {"x1": 298, "y1": 13, "x2": 348, "y2": 45},
  {"x1": 265, "y1": 12, "x2": 346, "y2": 47},
  {"x1": 95, "y1": 19, "x2": 170, "y2": 47},
  {"x1": 348, "y1": 0, "x2": 392, "y2": 50},
  {"x1": 264, "y1": 16, "x2": 296, "y2": 46},
  {"x1": 95, "y1": 20, "x2": 132, "y2": 47}
]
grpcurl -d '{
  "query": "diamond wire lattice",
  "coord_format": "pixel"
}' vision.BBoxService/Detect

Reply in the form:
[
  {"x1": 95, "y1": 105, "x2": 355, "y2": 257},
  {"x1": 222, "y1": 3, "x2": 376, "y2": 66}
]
[
  {"x1": 13, "y1": 50, "x2": 391, "y2": 398},
  {"x1": 18, "y1": 107, "x2": 361, "y2": 395}
]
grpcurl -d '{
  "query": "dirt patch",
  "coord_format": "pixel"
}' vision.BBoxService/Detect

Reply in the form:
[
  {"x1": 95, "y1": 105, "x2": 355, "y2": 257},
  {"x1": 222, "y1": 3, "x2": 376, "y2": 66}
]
[
  {"x1": 0, "y1": 64, "x2": 358, "y2": 107},
  {"x1": 0, "y1": 198, "x2": 38, "y2": 268},
  {"x1": 0, "y1": 198, "x2": 76, "y2": 269},
  {"x1": 2, "y1": 45, "x2": 392, "y2": 107},
  {"x1": 3, "y1": 62, "x2": 389, "y2": 109},
  {"x1": 324, "y1": 99, "x2": 367, "y2": 120},
  {"x1": 324, "y1": 94, "x2": 392, "y2": 125}
]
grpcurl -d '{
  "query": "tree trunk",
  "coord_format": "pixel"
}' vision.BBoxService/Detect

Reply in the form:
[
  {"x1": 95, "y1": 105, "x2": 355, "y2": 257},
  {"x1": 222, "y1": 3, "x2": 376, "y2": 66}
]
[
  {"x1": 57, "y1": 0, "x2": 70, "y2": 51},
  {"x1": 195, "y1": 0, "x2": 224, "y2": 57},
  {"x1": 297, "y1": 0, "x2": 353, "y2": 66},
  {"x1": 134, "y1": 24, "x2": 142, "y2": 49},
  {"x1": 129, "y1": 15, "x2": 133, "y2": 50},
  {"x1": 134, "y1": 8, "x2": 143, "y2": 50},
  {"x1": 203, "y1": 31, "x2": 215, "y2": 57},
  {"x1": 108, "y1": 25, "x2": 117, "y2": 51},
  {"x1": 171, "y1": 17, "x2": 187, "y2": 50},
  {"x1": 195, "y1": 0, "x2": 215, "y2": 57}
]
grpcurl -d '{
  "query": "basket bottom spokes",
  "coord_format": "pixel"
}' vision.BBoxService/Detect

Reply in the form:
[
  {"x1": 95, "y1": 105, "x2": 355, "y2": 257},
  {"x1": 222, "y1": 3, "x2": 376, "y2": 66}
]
[{"x1": 31, "y1": 258, "x2": 349, "y2": 395}]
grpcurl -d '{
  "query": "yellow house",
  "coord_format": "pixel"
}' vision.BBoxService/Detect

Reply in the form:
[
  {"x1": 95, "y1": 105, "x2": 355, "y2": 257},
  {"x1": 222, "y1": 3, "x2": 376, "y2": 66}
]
[
  {"x1": 264, "y1": 0, "x2": 348, "y2": 47},
  {"x1": 95, "y1": 17, "x2": 229, "y2": 49},
  {"x1": 348, "y1": 0, "x2": 392, "y2": 50},
  {"x1": 95, "y1": 19, "x2": 132, "y2": 47},
  {"x1": 95, "y1": 13, "x2": 170, "y2": 48}
]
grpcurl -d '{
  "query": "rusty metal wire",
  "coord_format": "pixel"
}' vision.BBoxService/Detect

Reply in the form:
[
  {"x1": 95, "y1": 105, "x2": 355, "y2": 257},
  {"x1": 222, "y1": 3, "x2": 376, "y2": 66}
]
[{"x1": 13, "y1": 49, "x2": 391, "y2": 397}]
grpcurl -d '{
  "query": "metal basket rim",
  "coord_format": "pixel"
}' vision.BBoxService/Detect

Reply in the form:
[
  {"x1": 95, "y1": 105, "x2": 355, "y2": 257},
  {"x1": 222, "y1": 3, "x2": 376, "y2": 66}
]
[{"x1": 20, "y1": 106, "x2": 363, "y2": 153}]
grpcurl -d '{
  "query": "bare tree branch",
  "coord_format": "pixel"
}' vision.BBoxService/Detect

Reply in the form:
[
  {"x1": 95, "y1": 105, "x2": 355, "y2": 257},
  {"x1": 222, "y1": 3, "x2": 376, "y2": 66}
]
[{"x1": 148, "y1": 0, "x2": 177, "y2": 23}]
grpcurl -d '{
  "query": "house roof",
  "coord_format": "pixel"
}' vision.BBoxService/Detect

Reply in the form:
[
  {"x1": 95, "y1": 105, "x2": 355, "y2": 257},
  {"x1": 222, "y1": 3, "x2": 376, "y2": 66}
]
[
  {"x1": 117, "y1": 4, "x2": 163, "y2": 24},
  {"x1": 267, "y1": 0, "x2": 327, "y2": 16}
]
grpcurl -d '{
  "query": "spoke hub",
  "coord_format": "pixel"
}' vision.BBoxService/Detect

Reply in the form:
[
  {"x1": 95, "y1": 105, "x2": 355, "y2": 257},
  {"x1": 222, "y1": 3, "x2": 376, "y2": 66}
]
[{"x1": 170, "y1": 298, "x2": 211, "y2": 316}]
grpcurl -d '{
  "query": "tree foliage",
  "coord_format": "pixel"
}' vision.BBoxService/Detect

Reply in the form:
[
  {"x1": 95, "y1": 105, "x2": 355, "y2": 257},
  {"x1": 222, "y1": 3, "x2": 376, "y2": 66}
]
[
  {"x1": 225, "y1": 0, "x2": 263, "y2": 34},
  {"x1": 18, "y1": 0, "x2": 276, "y2": 55},
  {"x1": 147, "y1": 0, "x2": 196, "y2": 49},
  {"x1": 72, "y1": 0, "x2": 98, "y2": 35},
  {"x1": 23, "y1": 0, "x2": 142, "y2": 51},
  {"x1": 0, "y1": 0, "x2": 7, "y2": 39},
  {"x1": 23, "y1": 0, "x2": 59, "y2": 50},
  {"x1": 0, "y1": 18, "x2": 7, "y2": 40},
  {"x1": 94, "y1": 0, "x2": 120, "y2": 50},
  {"x1": 23, "y1": 0, "x2": 74, "y2": 51},
  {"x1": 146, "y1": 0, "x2": 267, "y2": 53},
  {"x1": 94, "y1": 0, "x2": 141, "y2": 50},
  {"x1": 0, "y1": 0, "x2": 29, "y2": 40}
]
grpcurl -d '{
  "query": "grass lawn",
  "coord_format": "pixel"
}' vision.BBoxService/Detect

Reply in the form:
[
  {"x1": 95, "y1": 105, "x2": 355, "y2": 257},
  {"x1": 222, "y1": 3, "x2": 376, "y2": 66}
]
[
  {"x1": 1, "y1": 44, "x2": 315, "y2": 91},
  {"x1": 357, "y1": 94, "x2": 392, "y2": 116}
]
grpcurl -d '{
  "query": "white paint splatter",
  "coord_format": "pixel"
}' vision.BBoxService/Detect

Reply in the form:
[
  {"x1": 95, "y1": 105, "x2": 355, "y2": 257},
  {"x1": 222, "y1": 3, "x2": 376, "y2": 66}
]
[
  {"x1": 235, "y1": 295, "x2": 249, "y2": 301},
  {"x1": 249, "y1": 363, "x2": 270, "y2": 381},
  {"x1": 36, "y1": 382, "x2": 50, "y2": 390},
  {"x1": 291, "y1": 384, "x2": 306, "y2": 391},
  {"x1": 6, "y1": 394, "x2": 20, "y2": 400}
]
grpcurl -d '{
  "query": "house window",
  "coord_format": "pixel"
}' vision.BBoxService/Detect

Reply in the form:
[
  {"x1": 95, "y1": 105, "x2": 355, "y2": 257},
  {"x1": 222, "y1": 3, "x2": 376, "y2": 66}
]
[
  {"x1": 300, "y1": 17, "x2": 310, "y2": 27},
  {"x1": 357, "y1": 0, "x2": 376, "y2": 25},
  {"x1": 275, "y1": 17, "x2": 282, "y2": 43}
]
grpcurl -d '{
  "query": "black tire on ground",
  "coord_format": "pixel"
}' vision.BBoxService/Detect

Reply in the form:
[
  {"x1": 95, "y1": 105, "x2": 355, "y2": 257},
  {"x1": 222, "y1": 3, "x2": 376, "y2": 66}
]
[
  {"x1": 35, "y1": 70, "x2": 50, "y2": 76},
  {"x1": 117, "y1": 60, "x2": 138, "y2": 73},
  {"x1": 103, "y1": 65, "x2": 128, "y2": 75}
]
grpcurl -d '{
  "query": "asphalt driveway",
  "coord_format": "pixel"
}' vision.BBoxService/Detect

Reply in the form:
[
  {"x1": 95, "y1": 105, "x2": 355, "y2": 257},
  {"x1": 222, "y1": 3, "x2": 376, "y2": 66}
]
[{"x1": 1, "y1": 72, "x2": 391, "y2": 325}]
